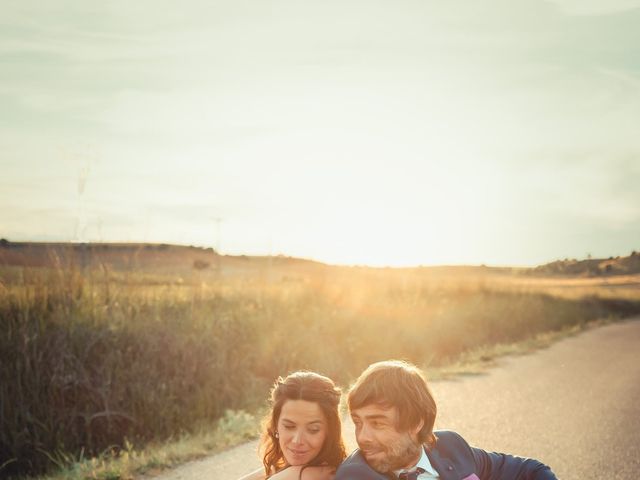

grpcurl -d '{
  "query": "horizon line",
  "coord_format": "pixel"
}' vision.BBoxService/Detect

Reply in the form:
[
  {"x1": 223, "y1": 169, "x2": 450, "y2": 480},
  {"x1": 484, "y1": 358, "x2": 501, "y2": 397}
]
[{"x1": 1, "y1": 237, "x2": 624, "y2": 270}]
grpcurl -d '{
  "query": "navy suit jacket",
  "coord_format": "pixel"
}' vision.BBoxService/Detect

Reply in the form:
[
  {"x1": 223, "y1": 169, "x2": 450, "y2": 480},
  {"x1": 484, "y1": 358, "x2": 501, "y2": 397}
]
[{"x1": 335, "y1": 430, "x2": 557, "y2": 480}]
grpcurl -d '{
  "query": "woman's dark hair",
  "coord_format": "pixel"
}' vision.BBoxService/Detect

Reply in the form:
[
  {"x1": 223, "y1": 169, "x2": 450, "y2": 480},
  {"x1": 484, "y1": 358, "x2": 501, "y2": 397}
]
[{"x1": 260, "y1": 371, "x2": 346, "y2": 476}]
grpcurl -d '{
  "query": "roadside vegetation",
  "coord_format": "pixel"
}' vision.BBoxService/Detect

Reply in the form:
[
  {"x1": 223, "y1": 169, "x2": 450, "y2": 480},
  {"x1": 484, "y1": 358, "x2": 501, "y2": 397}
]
[{"x1": 1, "y1": 247, "x2": 639, "y2": 480}]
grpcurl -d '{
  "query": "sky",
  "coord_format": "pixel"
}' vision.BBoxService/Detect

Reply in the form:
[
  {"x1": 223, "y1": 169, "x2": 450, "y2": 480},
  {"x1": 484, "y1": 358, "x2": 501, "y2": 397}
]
[{"x1": 1, "y1": 0, "x2": 639, "y2": 267}]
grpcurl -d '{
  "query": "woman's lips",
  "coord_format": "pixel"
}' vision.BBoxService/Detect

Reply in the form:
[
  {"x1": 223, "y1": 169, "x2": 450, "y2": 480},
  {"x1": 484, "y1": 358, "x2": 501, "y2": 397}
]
[{"x1": 288, "y1": 448, "x2": 309, "y2": 457}]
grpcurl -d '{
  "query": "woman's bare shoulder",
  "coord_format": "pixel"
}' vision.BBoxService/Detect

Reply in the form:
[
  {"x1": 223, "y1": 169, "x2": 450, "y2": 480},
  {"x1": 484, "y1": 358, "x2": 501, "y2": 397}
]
[
  {"x1": 238, "y1": 467, "x2": 266, "y2": 480},
  {"x1": 268, "y1": 465, "x2": 335, "y2": 480},
  {"x1": 301, "y1": 466, "x2": 336, "y2": 480}
]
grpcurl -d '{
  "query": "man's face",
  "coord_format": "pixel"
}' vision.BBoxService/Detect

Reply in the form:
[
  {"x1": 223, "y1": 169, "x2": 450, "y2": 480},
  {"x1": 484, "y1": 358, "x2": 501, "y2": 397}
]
[{"x1": 350, "y1": 403, "x2": 423, "y2": 473}]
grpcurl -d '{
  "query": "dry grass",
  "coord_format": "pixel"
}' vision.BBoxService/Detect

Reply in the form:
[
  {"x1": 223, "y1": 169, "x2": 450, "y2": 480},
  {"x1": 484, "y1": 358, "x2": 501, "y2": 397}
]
[
  {"x1": 35, "y1": 409, "x2": 259, "y2": 480},
  {"x1": 2, "y1": 258, "x2": 640, "y2": 479}
]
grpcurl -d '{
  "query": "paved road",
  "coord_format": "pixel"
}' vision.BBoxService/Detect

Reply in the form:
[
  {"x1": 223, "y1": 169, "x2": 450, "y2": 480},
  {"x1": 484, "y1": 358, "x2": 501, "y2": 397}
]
[{"x1": 152, "y1": 319, "x2": 640, "y2": 480}]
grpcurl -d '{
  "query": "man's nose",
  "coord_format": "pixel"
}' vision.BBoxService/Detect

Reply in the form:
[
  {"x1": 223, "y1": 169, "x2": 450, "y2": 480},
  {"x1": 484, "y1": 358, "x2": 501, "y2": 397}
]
[{"x1": 356, "y1": 423, "x2": 372, "y2": 444}]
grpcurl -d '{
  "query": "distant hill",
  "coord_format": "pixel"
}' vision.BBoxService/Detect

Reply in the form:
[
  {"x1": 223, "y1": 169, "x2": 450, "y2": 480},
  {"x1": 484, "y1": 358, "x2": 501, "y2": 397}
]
[
  {"x1": 0, "y1": 240, "x2": 504, "y2": 274},
  {"x1": 1, "y1": 239, "x2": 638, "y2": 277},
  {"x1": 0, "y1": 240, "x2": 215, "y2": 270},
  {"x1": 531, "y1": 251, "x2": 640, "y2": 277},
  {"x1": 0, "y1": 239, "x2": 325, "y2": 277}
]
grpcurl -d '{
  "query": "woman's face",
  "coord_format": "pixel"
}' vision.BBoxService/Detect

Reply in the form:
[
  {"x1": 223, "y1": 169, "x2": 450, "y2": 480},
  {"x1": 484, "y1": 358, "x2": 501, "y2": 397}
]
[{"x1": 277, "y1": 399, "x2": 328, "y2": 466}]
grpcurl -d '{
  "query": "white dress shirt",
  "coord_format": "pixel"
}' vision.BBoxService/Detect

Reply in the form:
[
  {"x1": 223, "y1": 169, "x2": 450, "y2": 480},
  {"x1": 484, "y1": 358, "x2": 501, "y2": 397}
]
[{"x1": 394, "y1": 447, "x2": 440, "y2": 479}]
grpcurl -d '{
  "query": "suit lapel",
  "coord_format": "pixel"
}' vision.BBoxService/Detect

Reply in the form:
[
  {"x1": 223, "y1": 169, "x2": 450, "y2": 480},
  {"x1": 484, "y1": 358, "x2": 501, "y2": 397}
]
[{"x1": 425, "y1": 445, "x2": 459, "y2": 480}]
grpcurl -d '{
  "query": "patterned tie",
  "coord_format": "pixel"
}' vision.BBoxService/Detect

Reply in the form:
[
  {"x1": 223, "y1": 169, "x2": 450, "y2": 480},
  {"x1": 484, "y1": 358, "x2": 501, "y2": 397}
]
[{"x1": 398, "y1": 467, "x2": 425, "y2": 480}]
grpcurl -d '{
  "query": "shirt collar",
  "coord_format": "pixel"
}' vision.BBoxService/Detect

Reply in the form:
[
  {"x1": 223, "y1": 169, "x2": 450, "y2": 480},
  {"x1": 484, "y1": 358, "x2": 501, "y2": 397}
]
[{"x1": 394, "y1": 446, "x2": 439, "y2": 477}]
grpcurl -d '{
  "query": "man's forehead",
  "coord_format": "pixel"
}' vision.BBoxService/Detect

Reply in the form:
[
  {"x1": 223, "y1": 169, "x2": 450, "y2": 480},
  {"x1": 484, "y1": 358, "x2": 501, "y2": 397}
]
[{"x1": 351, "y1": 402, "x2": 398, "y2": 418}]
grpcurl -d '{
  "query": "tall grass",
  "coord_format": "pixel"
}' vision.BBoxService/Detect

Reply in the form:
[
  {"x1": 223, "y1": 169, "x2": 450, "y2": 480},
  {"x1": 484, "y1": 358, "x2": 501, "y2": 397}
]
[{"x1": 1, "y1": 261, "x2": 639, "y2": 477}]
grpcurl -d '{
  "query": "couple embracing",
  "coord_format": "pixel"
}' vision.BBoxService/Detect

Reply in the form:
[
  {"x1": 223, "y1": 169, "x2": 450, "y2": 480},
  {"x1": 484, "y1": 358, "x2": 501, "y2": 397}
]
[{"x1": 241, "y1": 360, "x2": 557, "y2": 480}]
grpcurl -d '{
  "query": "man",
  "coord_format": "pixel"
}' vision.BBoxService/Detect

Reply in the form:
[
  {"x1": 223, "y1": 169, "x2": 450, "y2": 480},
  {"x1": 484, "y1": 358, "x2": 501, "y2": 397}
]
[{"x1": 335, "y1": 360, "x2": 557, "y2": 480}]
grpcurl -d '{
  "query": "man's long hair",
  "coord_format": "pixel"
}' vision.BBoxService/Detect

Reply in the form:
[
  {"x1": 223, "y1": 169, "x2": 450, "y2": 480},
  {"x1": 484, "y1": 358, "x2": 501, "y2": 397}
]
[{"x1": 348, "y1": 360, "x2": 438, "y2": 448}]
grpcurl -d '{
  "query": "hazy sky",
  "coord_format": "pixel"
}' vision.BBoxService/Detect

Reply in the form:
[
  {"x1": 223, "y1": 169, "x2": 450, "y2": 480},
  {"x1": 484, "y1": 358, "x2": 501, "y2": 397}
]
[{"x1": 2, "y1": 0, "x2": 639, "y2": 266}]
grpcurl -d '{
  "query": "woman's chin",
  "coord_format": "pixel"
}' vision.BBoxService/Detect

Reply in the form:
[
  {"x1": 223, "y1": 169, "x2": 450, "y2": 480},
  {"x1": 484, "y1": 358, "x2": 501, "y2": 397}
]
[{"x1": 285, "y1": 453, "x2": 312, "y2": 466}]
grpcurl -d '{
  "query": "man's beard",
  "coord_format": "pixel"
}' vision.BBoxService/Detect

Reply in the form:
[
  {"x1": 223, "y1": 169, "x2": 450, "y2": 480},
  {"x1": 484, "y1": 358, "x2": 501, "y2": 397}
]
[{"x1": 363, "y1": 434, "x2": 422, "y2": 473}]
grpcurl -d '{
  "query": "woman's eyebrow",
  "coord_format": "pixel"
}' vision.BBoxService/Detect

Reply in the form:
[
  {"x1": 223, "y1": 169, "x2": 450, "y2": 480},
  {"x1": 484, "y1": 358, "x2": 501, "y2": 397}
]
[{"x1": 281, "y1": 418, "x2": 324, "y2": 425}]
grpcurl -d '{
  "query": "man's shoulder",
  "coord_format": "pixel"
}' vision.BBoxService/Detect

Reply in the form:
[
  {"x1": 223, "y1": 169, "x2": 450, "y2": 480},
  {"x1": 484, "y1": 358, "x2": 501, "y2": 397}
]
[
  {"x1": 430, "y1": 430, "x2": 474, "y2": 460},
  {"x1": 433, "y1": 429, "x2": 471, "y2": 447},
  {"x1": 335, "y1": 449, "x2": 386, "y2": 480},
  {"x1": 336, "y1": 449, "x2": 369, "y2": 469},
  {"x1": 433, "y1": 429, "x2": 466, "y2": 442}
]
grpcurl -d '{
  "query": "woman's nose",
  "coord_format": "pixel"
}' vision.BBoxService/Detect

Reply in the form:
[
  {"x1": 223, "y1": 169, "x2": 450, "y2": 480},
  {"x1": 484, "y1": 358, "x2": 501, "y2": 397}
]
[{"x1": 291, "y1": 430, "x2": 304, "y2": 444}]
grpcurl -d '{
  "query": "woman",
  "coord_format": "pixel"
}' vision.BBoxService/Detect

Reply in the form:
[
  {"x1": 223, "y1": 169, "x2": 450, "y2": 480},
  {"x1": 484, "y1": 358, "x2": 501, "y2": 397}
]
[{"x1": 239, "y1": 371, "x2": 347, "y2": 480}]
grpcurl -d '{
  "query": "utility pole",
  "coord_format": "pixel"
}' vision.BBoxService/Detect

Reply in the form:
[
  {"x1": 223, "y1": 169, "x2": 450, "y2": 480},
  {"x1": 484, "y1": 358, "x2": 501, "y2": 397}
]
[{"x1": 213, "y1": 217, "x2": 222, "y2": 274}]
